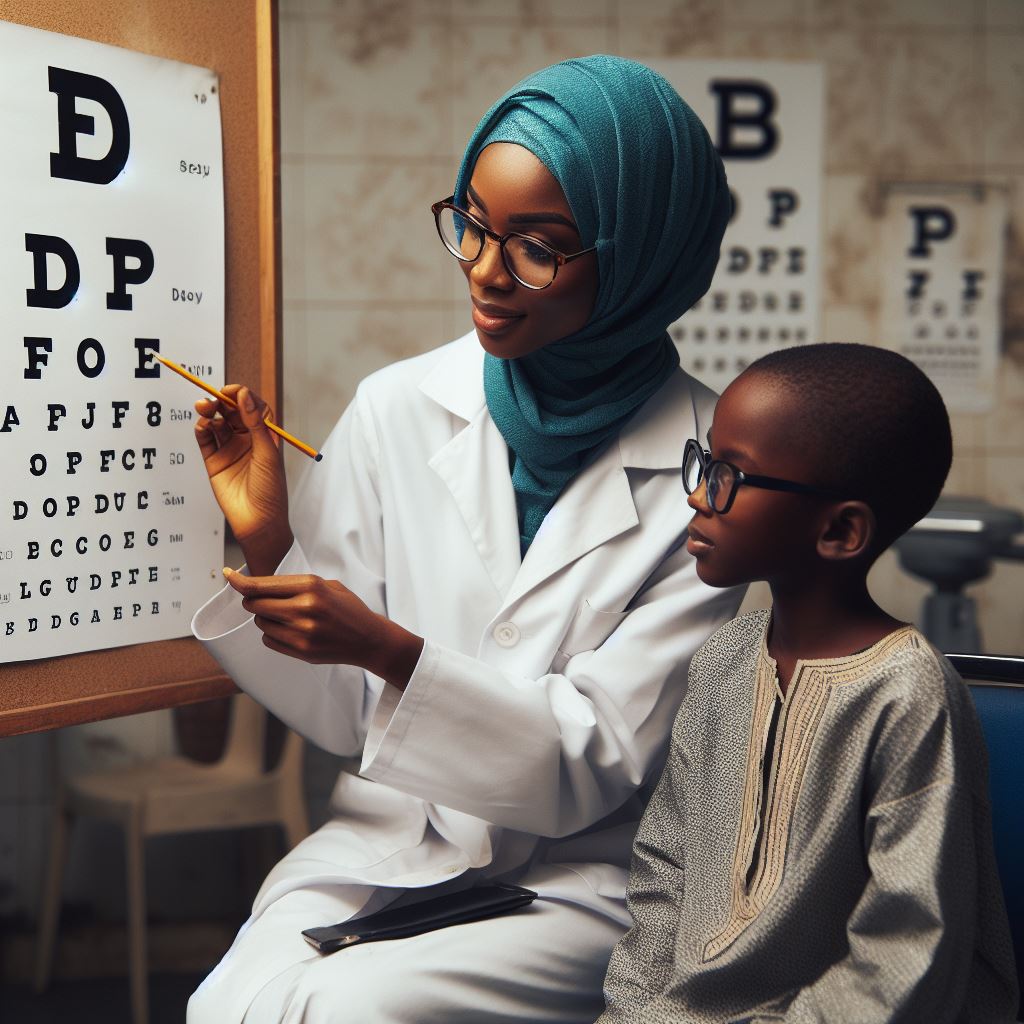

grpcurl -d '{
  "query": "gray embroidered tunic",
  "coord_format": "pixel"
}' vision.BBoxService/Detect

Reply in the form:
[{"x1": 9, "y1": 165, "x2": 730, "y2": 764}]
[{"x1": 599, "y1": 609, "x2": 1018, "y2": 1023}]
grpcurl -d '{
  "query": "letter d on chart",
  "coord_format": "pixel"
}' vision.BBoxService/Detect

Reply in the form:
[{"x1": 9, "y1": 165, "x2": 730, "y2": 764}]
[{"x1": 48, "y1": 66, "x2": 130, "y2": 185}]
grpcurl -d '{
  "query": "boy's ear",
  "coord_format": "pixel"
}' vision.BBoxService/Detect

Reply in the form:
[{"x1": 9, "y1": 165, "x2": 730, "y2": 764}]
[{"x1": 817, "y1": 501, "x2": 876, "y2": 562}]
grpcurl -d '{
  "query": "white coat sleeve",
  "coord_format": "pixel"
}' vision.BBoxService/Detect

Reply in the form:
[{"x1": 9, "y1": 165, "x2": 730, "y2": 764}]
[
  {"x1": 191, "y1": 386, "x2": 387, "y2": 758},
  {"x1": 360, "y1": 544, "x2": 744, "y2": 838}
]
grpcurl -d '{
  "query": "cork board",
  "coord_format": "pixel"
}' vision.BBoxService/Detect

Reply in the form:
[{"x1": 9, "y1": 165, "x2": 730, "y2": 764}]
[{"x1": 0, "y1": 0, "x2": 280, "y2": 735}]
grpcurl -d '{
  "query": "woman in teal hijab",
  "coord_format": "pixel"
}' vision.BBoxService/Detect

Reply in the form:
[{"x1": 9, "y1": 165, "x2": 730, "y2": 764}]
[
  {"x1": 189, "y1": 55, "x2": 740, "y2": 1024},
  {"x1": 453, "y1": 54, "x2": 730, "y2": 553}
]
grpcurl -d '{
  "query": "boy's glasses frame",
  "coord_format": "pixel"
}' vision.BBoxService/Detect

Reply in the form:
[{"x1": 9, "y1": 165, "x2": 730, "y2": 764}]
[
  {"x1": 431, "y1": 196, "x2": 596, "y2": 290},
  {"x1": 682, "y1": 438, "x2": 851, "y2": 514}
]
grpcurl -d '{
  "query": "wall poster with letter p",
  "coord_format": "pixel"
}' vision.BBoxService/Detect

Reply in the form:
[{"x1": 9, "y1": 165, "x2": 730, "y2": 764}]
[{"x1": 0, "y1": 21, "x2": 225, "y2": 663}]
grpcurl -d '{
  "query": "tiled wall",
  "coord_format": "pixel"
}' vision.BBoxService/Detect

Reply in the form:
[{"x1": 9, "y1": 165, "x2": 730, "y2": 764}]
[{"x1": 278, "y1": 0, "x2": 1024, "y2": 654}]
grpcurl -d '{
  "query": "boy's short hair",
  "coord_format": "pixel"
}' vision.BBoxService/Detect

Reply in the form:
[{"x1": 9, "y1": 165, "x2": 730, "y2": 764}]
[{"x1": 743, "y1": 343, "x2": 952, "y2": 552}]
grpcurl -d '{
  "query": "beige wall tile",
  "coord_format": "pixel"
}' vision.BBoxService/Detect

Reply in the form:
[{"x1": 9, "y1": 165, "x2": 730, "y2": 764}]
[
  {"x1": 980, "y1": 347, "x2": 1024, "y2": 451},
  {"x1": 878, "y1": 32, "x2": 983, "y2": 173},
  {"x1": 614, "y1": 24, "x2": 726, "y2": 61},
  {"x1": 613, "y1": 0, "x2": 726, "y2": 31},
  {"x1": 610, "y1": 0, "x2": 724, "y2": 17},
  {"x1": 727, "y1": 0, "x2": 807, "y2": 27},
  {"x1": 947, "y1": 411, "x2": 983, "y2": 459},
  {"x1": 868, "y1": 547, "x2": 931, "y2": 624},
  {"x1": 299, "y1": 307, "x2": 452, "y2": 445},
  {"x1": 945, "y1": 449, "x2": 986, "y2": 496},
  {"x1": 983, "y1": 451, "x2": 1024, "y2": 511},
  {"x1": 301, "y1": 20, "x2": 453, "y2": 158},
  {"x1": 281, "y1": 159, "x2": 306, "y2": 303},
  {"x1": 985, "y1": 0, "x2": 1024, "y2": 29},
  {"x1": 971, "y1": 558, "x2": 1024, "y2": 655},
  {"x1": 283, "y1": 0, "x2": 450, "y2": 21},
  {"x1": 446, "y1": 249, "x2": 470, "y2": 305},
  {"x1": 982, "y1": 32, "x2": 1024, "y2": 168},
  {"x1": 451, "y1": 302, "x2": 474, "y2": 340},
  {"x1": 823, "y1": 174, "x2": 882, "y2": 307},
  {"x1": 807, "y1": 0, "x2": 980, "y2": 29},
  {"x1": 279, "y1": 0, "x2": 334, "y2": 15},
  {"x1": 454, "y1": 0, "x2": 614, "y2": 22},
  {"x1": 1003, "y1": 177, "x2": 1024, "y2": 346},
  {"x1": 302, "y1": 158, "x2": 453, "y2": 302},
  {"x1": 281, "y1": 307, "x2": 310, "y2": 480},
  {"x1": 821, "y1": 304, "x2": 877, "y2": 344},
  {"x1": 625, "y1": 28, "x2": 889, "y2": 172},
  {"x1": 810, "y1": 30, "x2": 890, "y2": 171},
  {"x1": 279, "y1": 15, "x2": 307, "y2": 158},
  {"x1": 737, "y1": 579, "x2": 772, "y2": 613},
  {"x1": 450, "y1": 24, "x2": 615, "y2": 157}
]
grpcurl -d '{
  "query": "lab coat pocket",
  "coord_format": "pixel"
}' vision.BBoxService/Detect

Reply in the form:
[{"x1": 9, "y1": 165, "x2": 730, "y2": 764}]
[{"x1": 552, "y1": 599, "x2": 629, "y2": 674}]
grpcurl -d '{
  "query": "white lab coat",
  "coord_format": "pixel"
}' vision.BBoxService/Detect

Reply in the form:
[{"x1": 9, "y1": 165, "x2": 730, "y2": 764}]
[{"x1": 189, "y1": 333, "x2": 743, "y2": 1021}]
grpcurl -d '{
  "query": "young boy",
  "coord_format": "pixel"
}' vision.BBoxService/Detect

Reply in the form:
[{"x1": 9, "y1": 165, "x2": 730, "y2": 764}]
[{"x1": 598, "y1": 344, "x2": 1018, "y2": 1023}]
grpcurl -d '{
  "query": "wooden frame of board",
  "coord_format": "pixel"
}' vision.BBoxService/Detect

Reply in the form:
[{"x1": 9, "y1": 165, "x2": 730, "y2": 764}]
[{"x1": 0, "y1": 1, "x2": 280, "y2": 736}]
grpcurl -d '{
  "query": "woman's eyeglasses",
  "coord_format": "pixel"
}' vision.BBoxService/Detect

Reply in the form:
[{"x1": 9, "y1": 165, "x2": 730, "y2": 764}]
[
  {"x1": 682, "y1": 438, "x2": 851, "y2": 514},
  {"x1": 431, "y1": 196, "x2": 595, "y2": 290}
]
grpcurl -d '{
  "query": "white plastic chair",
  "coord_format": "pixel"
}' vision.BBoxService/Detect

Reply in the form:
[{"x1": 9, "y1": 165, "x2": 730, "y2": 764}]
[{"x1": 33, "y1": 694, "x2": 309, "y2": 1024}]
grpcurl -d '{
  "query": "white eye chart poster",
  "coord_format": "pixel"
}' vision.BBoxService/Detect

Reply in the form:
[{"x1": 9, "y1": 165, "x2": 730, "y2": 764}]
[
  {"x1": 0, "y1": 21, "x2": 225, "y2": 663},
  {"x1": 649, "y1": 60, "x2": 825, "y2": 394},
  {"x1": 878, "y1": 186, "x2": 1006, "y2": 413}
]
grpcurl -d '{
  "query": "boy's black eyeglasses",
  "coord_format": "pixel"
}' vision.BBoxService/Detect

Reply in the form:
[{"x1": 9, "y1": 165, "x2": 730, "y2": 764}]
[
  {"x1": 431, "y1": 196, "x2": 596, "y2": 290},
  {"x1": 682, "y1": 438, "x2": 851, "y2": 514}
]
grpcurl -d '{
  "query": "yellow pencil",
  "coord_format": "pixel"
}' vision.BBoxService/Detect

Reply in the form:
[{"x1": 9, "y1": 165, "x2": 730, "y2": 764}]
[{"x1": 156, "y1": 354, "x2": 323, "y2": 462}]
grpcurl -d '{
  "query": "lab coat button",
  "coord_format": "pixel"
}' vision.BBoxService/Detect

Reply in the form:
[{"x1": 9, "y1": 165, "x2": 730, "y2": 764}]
[{"x1": 493, "y1": 621, "x2": 520, "y2": 647}]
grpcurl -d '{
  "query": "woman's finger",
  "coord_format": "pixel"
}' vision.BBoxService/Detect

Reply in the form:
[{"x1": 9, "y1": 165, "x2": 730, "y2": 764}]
[
  {"x1": 236, "y1": 386, "x2": 281, "y2": 459},
  {"x1": 209, "y1": 414, "x2": 236, "y2": 446},
  {"x1": 260, "y1": 633, "x2": 312, "y2": 662},
  {"x1": 203, "y1": 384, "x2": 248, "y2": 433},
  {"x1": 194, "y1": 418, "x2": 220, "y2": 460},
  {"x1": 224, "y1": 570, "x2": 322, "y2": 599},
  {"x1": 253, "y1": 615, "x2": 313, "y2": 652},
  {"x1": 242, "y1": 595, "x2": 308, "y2": 625}
]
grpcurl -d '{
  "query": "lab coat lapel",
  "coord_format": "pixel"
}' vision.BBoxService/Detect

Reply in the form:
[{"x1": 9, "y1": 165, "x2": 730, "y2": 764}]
[
  {"x1": 503, "y1": 439, "x2": 638, "y2": 609},
  {"x1": 428, "y1": 409, "x2": 522, "y2": 599},
  {"x1": 502, "y1": 367, "x2": 701, "y2": 609},
  {"x1": 418, "y1": 336, "x2": 703, "y2": 608},
  {"x1": 420, "y1": 336, "x2": 522, "y2": 598}
]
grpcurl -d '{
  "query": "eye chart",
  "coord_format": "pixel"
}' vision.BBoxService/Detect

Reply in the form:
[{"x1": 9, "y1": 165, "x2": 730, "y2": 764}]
[
  {"x1": 878, "y1": 186, "x2": 1006, "y2": 414},
  {"x1": 0, "y1": 21, "x2": 224, "y2": 663},
  {"x1": 649, "y1": 60, "x2": 825, "y2": 395}
]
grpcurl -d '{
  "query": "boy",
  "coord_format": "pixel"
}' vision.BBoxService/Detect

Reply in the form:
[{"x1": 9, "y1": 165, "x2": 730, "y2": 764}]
[{"x1": 598, "y1": 344, "x2": 1018, "y2": 1023}]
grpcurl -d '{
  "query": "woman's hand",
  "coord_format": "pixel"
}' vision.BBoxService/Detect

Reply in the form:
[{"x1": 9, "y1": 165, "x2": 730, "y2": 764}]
[
  {"x1": 223, "y1": 568, "x2": 424, "y2": 691},
  {"x1": 194, "y1": 385, "x2": 294, "y2": 575}
]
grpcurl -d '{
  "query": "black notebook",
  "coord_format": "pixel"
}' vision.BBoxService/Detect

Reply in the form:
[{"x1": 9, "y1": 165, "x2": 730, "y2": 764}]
[{"x1": 301, "y1": 881, "x2": 538, "y2": 955}]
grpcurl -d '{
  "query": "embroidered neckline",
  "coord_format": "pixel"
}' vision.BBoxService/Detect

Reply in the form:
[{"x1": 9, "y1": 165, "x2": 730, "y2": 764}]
[{"x1": 702, "y1": 616, "x2": 922, "y2": 961}]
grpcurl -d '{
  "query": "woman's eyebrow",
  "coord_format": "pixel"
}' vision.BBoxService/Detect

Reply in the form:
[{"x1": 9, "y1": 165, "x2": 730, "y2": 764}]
[
  {"x1": 467, "y1": 184, "x2": 578, "y2": 233},
  {"x1": 467, "y1": 184, "x2": 488, "y2": 213},
  {"x1": 508, "y1": 211, "x2": 579, "y2": 232}
]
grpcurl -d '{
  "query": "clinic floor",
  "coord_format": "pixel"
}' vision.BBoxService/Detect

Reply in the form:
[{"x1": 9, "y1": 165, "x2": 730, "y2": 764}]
[{"x1": 2, "y1": 972, "x2": 206, "y2": 1022}]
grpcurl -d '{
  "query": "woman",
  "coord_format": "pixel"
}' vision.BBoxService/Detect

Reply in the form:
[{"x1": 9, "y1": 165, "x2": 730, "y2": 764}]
[{"x1": 188, "y1": 54, "x2": 741, "y2": 1023}]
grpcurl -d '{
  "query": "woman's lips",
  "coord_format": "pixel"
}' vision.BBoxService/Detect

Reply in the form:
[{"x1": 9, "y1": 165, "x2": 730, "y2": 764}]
[
  {"x1": 686, "y1": 523, "x2": 714, "y2": 555},
  {"x1": 471, "y1": 300, "x2": 525, "y2": 336}
]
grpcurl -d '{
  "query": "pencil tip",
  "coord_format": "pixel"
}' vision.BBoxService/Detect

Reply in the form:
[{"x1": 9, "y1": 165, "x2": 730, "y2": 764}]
[{"x1": 315, "y1": 452, "x2": 323, "y2": 462}]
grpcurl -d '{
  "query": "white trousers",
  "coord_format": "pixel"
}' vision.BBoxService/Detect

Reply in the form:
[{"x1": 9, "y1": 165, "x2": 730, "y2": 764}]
[{"x1": 187, "y1": 865, "x2": 629, "y2": 1024}]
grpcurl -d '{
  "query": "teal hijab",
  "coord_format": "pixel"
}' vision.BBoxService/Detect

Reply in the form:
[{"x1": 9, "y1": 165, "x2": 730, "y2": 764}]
[{"x1": 454, "y1": 55, "x2": 730, "y2": 554}]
